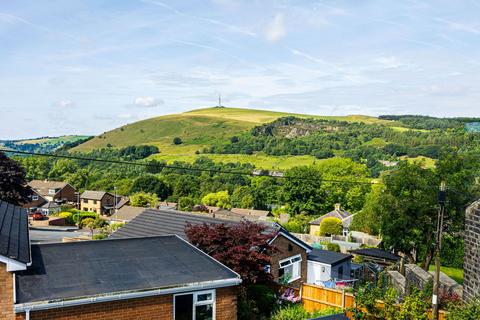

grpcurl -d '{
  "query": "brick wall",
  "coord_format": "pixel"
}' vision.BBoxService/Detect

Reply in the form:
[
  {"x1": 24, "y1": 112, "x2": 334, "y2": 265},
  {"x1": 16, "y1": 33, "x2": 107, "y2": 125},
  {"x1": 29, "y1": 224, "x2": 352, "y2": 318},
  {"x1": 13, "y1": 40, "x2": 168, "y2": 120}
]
[
  {"x1": 0, "y1": 264, "x2": 15, "y2": 320},
  {"x1": 15, "y1": 287, "x2": 237, "y2": 320},
  {"x1": 270, "y1": 234, "x2": 308, "y2": 288},
  {"x1": 464, "y1": 200, "x2": 480, "y2": 301}
]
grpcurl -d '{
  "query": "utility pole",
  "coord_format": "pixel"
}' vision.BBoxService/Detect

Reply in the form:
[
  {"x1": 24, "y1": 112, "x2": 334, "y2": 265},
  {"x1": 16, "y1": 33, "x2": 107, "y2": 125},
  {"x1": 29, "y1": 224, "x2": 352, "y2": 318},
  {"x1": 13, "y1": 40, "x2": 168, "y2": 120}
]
[{"x1": 432, "y1": 181, "x2": 446, "y2": 320}]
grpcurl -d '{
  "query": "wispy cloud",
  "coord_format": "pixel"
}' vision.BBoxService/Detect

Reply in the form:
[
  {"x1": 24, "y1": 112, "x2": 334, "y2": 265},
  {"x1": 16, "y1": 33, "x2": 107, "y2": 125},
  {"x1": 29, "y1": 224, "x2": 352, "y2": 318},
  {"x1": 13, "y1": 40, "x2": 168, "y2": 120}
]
[
  {"x1": 134, "y1": 96, "x2": 163, "y2": 107},
  {"x1": 265, "y1": 13, "x2": 286, "y2": 43},
  {"x1": 53, "y1": 100, "x2": 75, "y2": 108}
]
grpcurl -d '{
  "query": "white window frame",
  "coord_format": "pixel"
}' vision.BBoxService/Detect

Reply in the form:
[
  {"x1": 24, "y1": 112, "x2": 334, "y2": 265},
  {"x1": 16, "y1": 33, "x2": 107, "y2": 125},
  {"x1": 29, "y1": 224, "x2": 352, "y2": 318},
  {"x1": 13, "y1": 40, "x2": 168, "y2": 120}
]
[
  {"x1": 48, "y1": 189, "x2": 56, "y2": 195},
  {"x1": 173, "y1": 289, "x2": 216, "y2": 320},
  {"x1": 278, "y1": 254, "x2": 302, "y2": 283},
  {"x1": 32, "y1": 195, "x2": 39, "y2": 201}
]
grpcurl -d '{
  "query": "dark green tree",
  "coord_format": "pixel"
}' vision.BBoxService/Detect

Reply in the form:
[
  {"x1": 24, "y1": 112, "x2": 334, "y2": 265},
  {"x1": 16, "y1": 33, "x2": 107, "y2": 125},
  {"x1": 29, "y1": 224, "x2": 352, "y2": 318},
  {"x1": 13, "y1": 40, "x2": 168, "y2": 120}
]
[
  {"x1": 130, "y1": 175, "x2": 171, "y2": 200},
  {"x1": 282, "y1": 166, "x2": 324, "y2": 214},
  {"x1": 0, "y1": 152, "x2": 29, "y2": 205}
]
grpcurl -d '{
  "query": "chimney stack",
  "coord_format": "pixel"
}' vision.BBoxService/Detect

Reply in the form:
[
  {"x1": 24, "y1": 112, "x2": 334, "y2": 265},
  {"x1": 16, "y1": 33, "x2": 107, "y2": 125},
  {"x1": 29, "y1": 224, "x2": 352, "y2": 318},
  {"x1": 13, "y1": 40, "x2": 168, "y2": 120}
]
[{"x1": 335, "y1": 203, "x2": 341, "y2": 211}]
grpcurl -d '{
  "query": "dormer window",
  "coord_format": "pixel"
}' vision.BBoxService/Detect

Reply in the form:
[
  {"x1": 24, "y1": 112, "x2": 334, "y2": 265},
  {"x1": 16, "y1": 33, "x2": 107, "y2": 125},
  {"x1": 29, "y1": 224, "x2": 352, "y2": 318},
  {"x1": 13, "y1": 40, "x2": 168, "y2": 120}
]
[
  {"x1": 32, "y1": 195, "x2": 39, "y2": 201},
  {"x1": 48, "y1": 188, "x2": 57, "y2": 195}
]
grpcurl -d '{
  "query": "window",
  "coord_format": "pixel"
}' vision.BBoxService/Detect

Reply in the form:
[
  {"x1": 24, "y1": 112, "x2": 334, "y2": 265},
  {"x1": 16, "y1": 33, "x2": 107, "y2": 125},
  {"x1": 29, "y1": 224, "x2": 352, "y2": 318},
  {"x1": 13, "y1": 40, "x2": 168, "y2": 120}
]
[
  {"x1": 174, "y1": 290, "x2": 215, "y2": 320},
  {"x1": 83, "y1": 199, "x2": 88, "y2": 204},
  {"x1": 93, "y1": 200, "x2": 97, "y2": 205},
  {"x1": 48, "y1": 189, "x2": 56, "y2": 195},
  {"x1": 278, "y1": 254, "x2": 302, "y2": 283},
  {"x1": 32, "y1": 195, "x2": 39, "y2": 201}
]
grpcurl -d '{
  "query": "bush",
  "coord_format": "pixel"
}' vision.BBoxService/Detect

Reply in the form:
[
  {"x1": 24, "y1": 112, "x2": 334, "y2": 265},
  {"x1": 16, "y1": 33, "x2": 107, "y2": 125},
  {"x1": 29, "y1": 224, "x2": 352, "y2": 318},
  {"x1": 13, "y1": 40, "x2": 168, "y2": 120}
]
[
  {"x1": 130, "y1": 192, "x2": 158, "y2": 207},
  {"x1": 178, "y1": 196, "x2": 195, "y2": 211},
  {"x1": 271, "y1": 303, "x2": 342, "y2": 320},
  {"x1": 58, "y1": 212, "x2": 74, "y2": 225},
  {"x1": 282, "y1": 214, "x2": 310, "y2": 233},
  {"x1": 319, "y1": 217, "x2": 343, "y2": 236},
  {"x1": 72, "y1": 212, "x2": 98, "y2": 225},
  {"x1": 326, "y1": 243, "x2": 341, "y2": 252},
  {"x1": 447, "y1": 298, "x2": 480, "y2": 320},
  {"x1": 173, "y1": 137, "x2": 183, "y2": 145},
  {"x1": 80, "y1": 217, "x2": 95, "y2": 229},
  {"x1": 93, "y1": 234, "x2": 107, "y2": 240}
]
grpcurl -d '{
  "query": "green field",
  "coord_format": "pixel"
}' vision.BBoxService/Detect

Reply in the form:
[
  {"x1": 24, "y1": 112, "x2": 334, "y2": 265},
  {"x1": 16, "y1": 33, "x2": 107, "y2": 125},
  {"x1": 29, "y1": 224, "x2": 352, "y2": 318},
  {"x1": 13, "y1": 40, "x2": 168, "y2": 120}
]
[
  {"x1": 149, "y1": 153, "x2": 321, "y2": 170},
  {"x1": 428, "y1": 265, "x2": 464, "y2": 284}
]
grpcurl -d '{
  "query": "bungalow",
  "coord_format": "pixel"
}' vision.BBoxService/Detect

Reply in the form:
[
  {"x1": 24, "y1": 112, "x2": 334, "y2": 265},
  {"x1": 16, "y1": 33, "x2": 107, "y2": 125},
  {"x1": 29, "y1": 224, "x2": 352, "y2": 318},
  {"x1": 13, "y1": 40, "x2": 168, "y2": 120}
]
[
  {"x1": 307, "y1": 249, "x2": 353, "y2": 285},
  {"x1": 0, "y1": 199, "x2": 241, "y2": 320},
  {"x1": 309, "y1": 204, "x2": 354, "y2": 237},
  {"x1": 80, "y1": 190, "x2": 115, "y2": 215},
  {"x1": 110, "y1": 208, "x2": 313, "y2": 287},
  {"x1": 27, "y1": 179, "x2": 77, "y2": 203},
  {"x1": 39, "y1": 201, "x2": 61, "y2": 215}
]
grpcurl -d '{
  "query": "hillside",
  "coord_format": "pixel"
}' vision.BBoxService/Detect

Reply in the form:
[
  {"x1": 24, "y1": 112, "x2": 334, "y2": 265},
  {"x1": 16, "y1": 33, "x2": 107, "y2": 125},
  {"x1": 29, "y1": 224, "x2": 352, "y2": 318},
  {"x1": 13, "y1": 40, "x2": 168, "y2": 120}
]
[
  {"x1": 1, "y1": 135, "x2": 90, "y2": 153},
  {"x1": 71, "y1": 107, "x2": 401, "y2": 169},
  {"x1": 73, "y1": 107, "x2": 394, "y2": 153}
]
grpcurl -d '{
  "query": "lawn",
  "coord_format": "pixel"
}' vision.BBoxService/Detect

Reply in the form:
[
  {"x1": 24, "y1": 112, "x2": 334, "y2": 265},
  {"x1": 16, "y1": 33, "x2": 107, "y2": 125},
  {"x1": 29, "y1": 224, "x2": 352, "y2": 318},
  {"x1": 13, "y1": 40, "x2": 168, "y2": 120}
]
[{"x1": 428, "y1": 265, "x2": 464, "y2": 284}]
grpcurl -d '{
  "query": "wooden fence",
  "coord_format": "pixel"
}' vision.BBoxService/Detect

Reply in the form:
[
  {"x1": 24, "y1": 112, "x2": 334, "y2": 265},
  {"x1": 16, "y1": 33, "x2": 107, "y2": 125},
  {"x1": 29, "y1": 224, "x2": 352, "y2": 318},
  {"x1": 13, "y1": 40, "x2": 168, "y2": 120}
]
[{"x1": 300, "y1": 283, "x2": 448, "y2": 320}]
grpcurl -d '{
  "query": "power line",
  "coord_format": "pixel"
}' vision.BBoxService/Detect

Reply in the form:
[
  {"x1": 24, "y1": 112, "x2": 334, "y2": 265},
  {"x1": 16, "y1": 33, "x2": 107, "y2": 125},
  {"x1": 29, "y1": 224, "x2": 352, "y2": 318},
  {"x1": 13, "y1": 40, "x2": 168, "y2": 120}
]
[{"x1": 0, "y1": 149, "x2": 380, "y2": 186}]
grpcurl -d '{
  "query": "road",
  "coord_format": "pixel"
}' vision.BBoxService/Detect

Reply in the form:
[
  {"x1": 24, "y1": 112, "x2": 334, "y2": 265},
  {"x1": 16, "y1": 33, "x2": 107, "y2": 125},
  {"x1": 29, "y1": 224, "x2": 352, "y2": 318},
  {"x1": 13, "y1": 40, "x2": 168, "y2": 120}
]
[{"x1": 30, "y1": 229, "x2": 90, "y2": 244}]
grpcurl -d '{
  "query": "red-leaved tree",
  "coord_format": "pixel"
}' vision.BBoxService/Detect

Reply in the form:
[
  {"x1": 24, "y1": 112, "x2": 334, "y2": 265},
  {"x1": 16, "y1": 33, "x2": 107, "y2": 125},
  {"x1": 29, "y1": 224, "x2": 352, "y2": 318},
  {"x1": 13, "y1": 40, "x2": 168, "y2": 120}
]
[{"x1": 185, "y1": 221, "x2": 276, "y2": 284}]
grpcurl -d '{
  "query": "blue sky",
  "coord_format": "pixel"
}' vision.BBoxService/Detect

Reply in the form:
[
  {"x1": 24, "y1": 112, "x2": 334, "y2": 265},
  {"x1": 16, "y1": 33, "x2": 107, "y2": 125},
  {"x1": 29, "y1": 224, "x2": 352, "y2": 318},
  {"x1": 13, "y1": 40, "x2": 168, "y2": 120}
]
[{"x1": 1, "y1": 0, "x2": 480, "y2": 139}]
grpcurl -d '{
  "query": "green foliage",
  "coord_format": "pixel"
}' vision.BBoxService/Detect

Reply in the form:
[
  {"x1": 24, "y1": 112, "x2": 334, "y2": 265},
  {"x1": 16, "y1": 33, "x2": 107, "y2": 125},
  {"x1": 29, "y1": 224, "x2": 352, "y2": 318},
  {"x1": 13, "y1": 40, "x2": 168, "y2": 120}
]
[
  {"x1": 282, "y1": 166, "x2": 324, "y2": 214},
  {"x1": 130, "y1": 174, "x2": 171, "y2": 200},
  {"x1": 271, "y1": 303, "x2": 342, "y2": 320},
  {"x1": 281, "y1": 214, "x2": 310, "y2": 233},
  {"x1": 109, "y1": 222, "x2": 125, "y2": 232},
  {"x1": 72, "y1": 211, "x2": 98, "y2": 224},
  {"x1": 398, "y1": 289, "x2": 429, "y2": 320},
  {"x1": 447, "y1": 298, "x2": 480, "y2": 320},
  {"x1": 129, "y1": 192, "x2": 158, "y2": 207},
  {"x1": 231, "y1": 186, "x2": 255, "y2": 209},
  {"x1": 58, "y1": 212, "x2": 74, "y2": 225},
  {"x1": 80, "y1": 217, "x2": 95, "y2": 228},
  {"x1": 326, "y1": 243, "x2": 341, "y2": 252},
  {"x1": 350, "y1": 185, "x2": 382, "y2": 235},
  {"x1": 201, "y1": 190, "x2": 231, "y2": 209},
  {"x1": 92, "y1": 234, "x2": 107, "y2": 240},
  {"x1": 177, "y1": 196, "x2": 195, "y2": 211},
  {"x1": 319, "y1": 217, "x2": 343, "y2": 236},
  {"x1": 173, "y1": 137, "x2": 183, "y2": 145}
]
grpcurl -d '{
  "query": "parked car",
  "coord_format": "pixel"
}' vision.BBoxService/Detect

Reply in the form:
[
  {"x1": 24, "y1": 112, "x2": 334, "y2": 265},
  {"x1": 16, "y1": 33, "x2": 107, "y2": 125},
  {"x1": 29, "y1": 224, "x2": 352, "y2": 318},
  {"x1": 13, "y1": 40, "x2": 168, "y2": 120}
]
[{"x1": 32, "y1": 212, "x2": 45, "y2": 221}]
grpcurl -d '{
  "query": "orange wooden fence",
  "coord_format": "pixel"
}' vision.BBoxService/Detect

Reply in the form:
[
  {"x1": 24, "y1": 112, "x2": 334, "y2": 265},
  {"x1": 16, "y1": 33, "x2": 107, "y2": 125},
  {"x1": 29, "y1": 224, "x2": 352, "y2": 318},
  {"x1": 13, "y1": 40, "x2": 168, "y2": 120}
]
[{"x1": 300, "y1": 283, "x2": 448, "y2": 320}]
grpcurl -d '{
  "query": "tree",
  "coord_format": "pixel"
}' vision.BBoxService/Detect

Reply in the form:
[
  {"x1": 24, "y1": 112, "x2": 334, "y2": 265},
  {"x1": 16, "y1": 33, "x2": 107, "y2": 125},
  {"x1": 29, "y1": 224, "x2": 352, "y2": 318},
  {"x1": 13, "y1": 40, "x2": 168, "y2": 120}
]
[
  {"x1": 282, "y1": 166, "x2": 324, "y2": 214},
  {"x1": 185, "y1": 221, "x2": 276, "y2": 284},
  {"x1": 350, "y1": 185, "x2": 382, "y2": 235},
  {"x1": 129, "y1": 192, "x2": 158, "y2": 207},
  {"x1": 319, "y1": 217, "x2": 343, "y2": 236},
  {"x1": 231, "y1": 186, "x2": 255, "y2": 209},
  {"x1": 0, "y1": 152, "x2": 29, "y2": 205},
  {"x1": 201, "y1": 190, "x2": 231, "y2": 209},
  {"x1": 173, "y1": 137, "x2": 183, "y2": 145},
  {"x1": 130, "y1": 175, "x2": 171, "y2": 200},
  {"x1": 376, "y1": 161, "x2": 439, "y2": 265},
  {"x1": 178, "y1": 196, "x2": 195, "y2": 211}
]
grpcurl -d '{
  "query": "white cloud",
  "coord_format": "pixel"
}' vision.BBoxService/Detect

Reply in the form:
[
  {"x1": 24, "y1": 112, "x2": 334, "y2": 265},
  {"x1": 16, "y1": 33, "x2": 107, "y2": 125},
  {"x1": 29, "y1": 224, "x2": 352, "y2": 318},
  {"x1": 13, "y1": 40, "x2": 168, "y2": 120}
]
[
  {"x1": 265, "y1": 13, "x2": 286, "y2": 43},
  {"x1": 375, "y1": 56, "x2": 407, "y2": 69},
  {"x1": 54, "y1": 99, "x2": 75, "y2": 108},
  {"x1": 134, "y1": 96, "x2": 163, "y2": 107}
]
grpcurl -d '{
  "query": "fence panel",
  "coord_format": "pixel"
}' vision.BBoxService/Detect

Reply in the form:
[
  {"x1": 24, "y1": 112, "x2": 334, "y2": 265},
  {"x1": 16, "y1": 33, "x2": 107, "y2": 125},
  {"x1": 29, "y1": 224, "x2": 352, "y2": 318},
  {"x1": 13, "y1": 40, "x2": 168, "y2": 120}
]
[{"x1": 300, "y1": 283, "x2": 448, "y2": 320}]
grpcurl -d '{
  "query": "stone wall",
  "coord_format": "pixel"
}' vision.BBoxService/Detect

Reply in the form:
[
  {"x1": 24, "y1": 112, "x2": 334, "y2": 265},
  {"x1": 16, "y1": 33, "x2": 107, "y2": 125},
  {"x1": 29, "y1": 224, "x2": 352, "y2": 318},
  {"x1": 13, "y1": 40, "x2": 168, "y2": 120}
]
[{"x1": 464, "y1": 200, "x2": 480, "y2": 301}]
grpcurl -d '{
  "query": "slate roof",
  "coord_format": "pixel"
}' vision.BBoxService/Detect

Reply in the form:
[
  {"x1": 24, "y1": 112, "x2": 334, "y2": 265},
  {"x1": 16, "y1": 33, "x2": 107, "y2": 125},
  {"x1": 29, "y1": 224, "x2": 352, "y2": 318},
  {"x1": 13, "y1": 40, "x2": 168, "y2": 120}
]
[
  {"x1": 349, "y1": 248, "x2": 400, "y2": 262},
  {"x1": 28, "y1": 180, "x2": 70, "y2": 197},
  {"x1": 0, "y1": 200, "x2": 31, "y2": 264},
  {"x1": 110, "y1": 209, "x2": 235, "y2": 239},
  {"x1": 80, "y1": 190, "x2": 112, "y2": 200},
  {"x1": 308, "y1": 249, "x2": 352, "y2": 266},
  {"x1": 41, "y1": 201, "x2": 61, "y2": 209},
  {"x1": 230, "y1": 208, "x2": 270, "y2": 217},
  {"x1": 109, "y1": 205, "x2": 146, "y2": 222},
  {"x1": 310, "y1": 205, "x2": 353, "y2": 228},
  {"x1": 15, "y1": 236, "x2": 240, "y2": 304}
]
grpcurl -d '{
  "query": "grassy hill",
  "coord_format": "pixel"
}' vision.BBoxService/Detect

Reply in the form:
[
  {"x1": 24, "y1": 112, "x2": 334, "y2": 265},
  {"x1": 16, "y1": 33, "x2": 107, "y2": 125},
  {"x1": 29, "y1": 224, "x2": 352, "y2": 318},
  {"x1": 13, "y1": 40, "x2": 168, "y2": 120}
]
[
  {"x1": 71, "y1": 107, "x2": 401, "y2": 169},
  {"x1": 1, "y1": 135, "x2": 90, "y2": 153}
]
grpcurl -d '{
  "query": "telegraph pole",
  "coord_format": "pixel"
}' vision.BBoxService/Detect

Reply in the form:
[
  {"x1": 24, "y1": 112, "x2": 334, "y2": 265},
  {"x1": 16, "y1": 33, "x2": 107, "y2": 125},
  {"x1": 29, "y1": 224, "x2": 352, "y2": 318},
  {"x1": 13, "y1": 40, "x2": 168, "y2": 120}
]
[{"x1": 432, "y1": 181, "x2": 446, "y2": 320}]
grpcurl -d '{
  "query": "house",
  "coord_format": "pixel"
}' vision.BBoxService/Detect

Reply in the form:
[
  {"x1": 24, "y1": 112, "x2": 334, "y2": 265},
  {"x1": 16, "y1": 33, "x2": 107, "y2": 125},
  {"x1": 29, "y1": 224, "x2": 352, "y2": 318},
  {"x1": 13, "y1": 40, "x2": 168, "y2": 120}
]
[
  {"x1": 306, "y1": 249, "x2": 353, "y2": 285},
  {"x1": 464, "y1": 199, "x2": 480, "y2": 301},
  {"x1": 0, "y1": 199, "x2": 241, "y2": 320},
  {"x1": 22, "y1": 187, "x2": 47, "y2": 211},
  {"x1": 110, "y1": 208, "x2": 313, "y2": 287},
  {"x1": 230, "y1": 208, "x2": 270, "y2": 218},
  {"x1": 80, "y1": 190, "x2": 115, "y2": 215},
  {"x1": 309, "y1": 204, "x2": 354, "y2": 237},
  {"x1": 40, "y1": 201, "x2": 61, "y2": 215},
  {"x1": 27, "y1": 179, "x2": 77, "y2": 203}
]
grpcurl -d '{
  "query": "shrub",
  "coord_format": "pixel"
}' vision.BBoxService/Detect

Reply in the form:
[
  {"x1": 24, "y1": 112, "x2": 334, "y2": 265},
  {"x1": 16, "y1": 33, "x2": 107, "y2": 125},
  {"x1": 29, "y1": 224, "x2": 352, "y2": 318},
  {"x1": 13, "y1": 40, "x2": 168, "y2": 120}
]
[
  {"x1": 319, "y1": 217, "x2": 343, "y2": 236},
  {"x1": 282, "y1": 214, "x2": 310, "y2": 233},
  {"x1": 72, "y1": 212, "x2": 98, "y2": 225},
  {"x1": 109, "y1": 222, "x2": 125, "y2": 232},
  {"x1": 93, "y1": 234, "x2": 107, "y2": 240},
  {"x1": 447, "y1": 298, "x2": 480, "y2": 320},
  {"x1": 80, "y1": 217, "x2": 95, "y2": 229},
  {"x1": 398, "y1": 289, "x2": 429, "y2": 320},
  {"x1": 58, "y1": 212, "x2": 74, "y2": 225},
  {"x1": 178, "y1": 196, "x2": 195, "y2": 211},
  {"x1": 201, "y1": 190, "x2": 231, "y2": 209},
  {"x1": 173, "y1": 137, "x2": 183, "y2": 145},
  {"x1": 326, "y1": 243, "x2": 341, "y2": 252},
  {"x1": 271, "y1": 303, "x2": 342, "y2": 320},
  {"x1": 130, "y1": 192, "x2": 158, "y2": 207}
]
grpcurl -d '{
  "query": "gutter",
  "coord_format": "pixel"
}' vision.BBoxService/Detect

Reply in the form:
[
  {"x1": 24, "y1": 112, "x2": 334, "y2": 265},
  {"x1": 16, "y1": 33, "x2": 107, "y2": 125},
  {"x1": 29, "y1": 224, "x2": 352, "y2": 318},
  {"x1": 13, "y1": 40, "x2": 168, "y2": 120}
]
[{"x1": 14, "y1": 277, "x2": 241, "y2": 313}]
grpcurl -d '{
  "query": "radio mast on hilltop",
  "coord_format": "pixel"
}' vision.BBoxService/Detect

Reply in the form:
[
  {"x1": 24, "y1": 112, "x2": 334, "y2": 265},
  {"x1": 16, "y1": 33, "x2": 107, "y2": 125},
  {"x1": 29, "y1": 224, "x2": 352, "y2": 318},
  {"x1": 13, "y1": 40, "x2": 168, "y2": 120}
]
[{"x1": 217, "y1": 94, "x2": 223, "y2": 107}]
